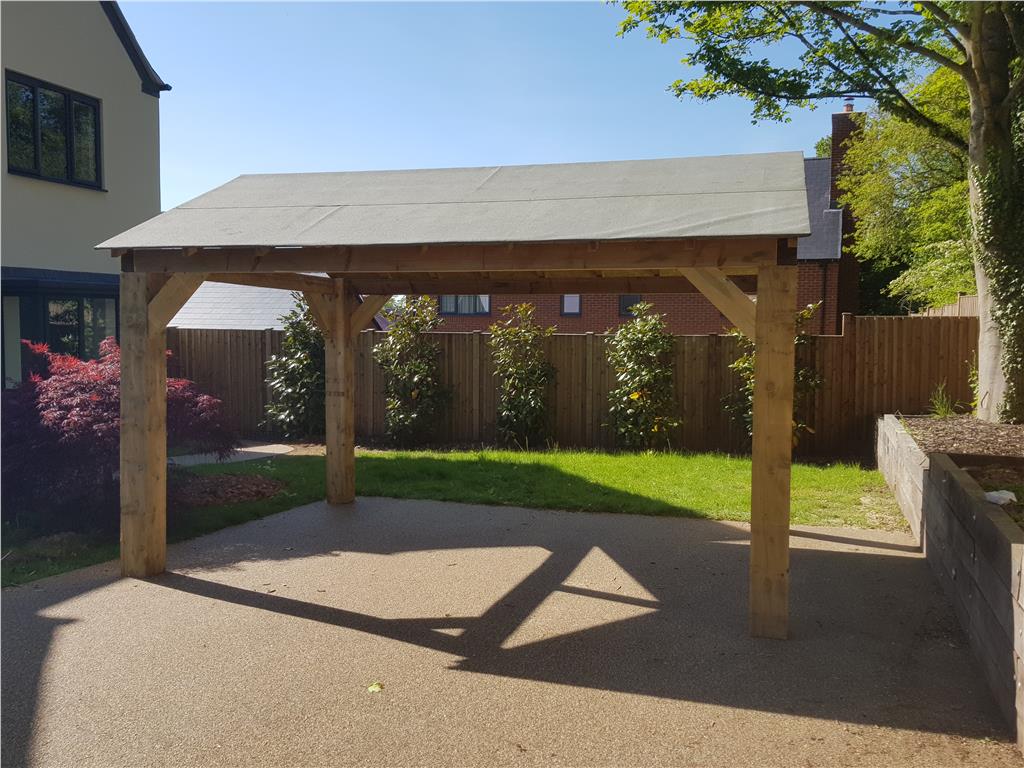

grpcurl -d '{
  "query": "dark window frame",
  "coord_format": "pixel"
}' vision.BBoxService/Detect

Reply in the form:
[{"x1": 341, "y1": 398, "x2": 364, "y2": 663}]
[
  {"x1": 438, "y1": 294, "x2": 492, "y2": 317},
  {"x1": 5, "y1": 70, "x2": 104, "y2": 191},
  {"x1": 560, "y1": 294, "x2": 582, "y2": 316},
  {"x1": 1, "y1": 287, "x2": 119, "y2": 385},
  {"x1": 619, "y1": 294, "x2": 642, "y2": 317}
]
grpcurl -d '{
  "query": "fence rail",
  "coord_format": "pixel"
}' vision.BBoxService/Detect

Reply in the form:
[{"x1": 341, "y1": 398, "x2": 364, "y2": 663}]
[
  {"x1": 166, "y1": 313, "x2": 978, "y2": 458},
  {"x1": 913, "y1": 295, "x2": 978, "y2": 317}
]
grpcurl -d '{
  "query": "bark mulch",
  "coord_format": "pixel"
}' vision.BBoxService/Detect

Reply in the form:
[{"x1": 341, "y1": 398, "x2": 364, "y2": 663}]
[
  {"x1": 902, "y1": 415, "x2": 1024, "y2": 458},
  {"x1": 904, "y1": 415, "x2": 1024, "y2": 526},
  {"x1": 170, "y1": 474, "x2": 284, "y2": 507},
  {"x1": 963, "y1": 462, "x2": 1024, "y2": 524}
]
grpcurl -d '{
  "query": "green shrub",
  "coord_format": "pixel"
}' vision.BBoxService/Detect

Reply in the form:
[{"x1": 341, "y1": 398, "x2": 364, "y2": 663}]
[
  {"x1": 489, "y1": 303, "x2": 556, "y2": 448},
  {"x1": 264, "y1": 294, "x2": 326, "y2": 440},
  {"x1": 605, "y1": 301, "x2": 679, "y2": 450},
  {"x1": 373, "y1": 296, "x2": 449, "y2": 445},
  {"x1": 723, "y1": 302, "x2": 823, "y2": 446}
]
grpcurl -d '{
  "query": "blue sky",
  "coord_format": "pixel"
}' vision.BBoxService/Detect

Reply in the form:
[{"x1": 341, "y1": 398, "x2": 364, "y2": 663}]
[{"x1": 120, "y1": 2, "x2": 848, "y2": 210}]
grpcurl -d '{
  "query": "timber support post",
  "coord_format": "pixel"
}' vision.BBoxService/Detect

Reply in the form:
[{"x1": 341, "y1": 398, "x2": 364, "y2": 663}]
[
  {"x1": 119, "y1": 273, "x2": 169, "y2": 577},
  {"x1": 120, "y1": 270, "x2": 205, "y2": 577},
  {"x1": 749, "y1": 265, "x2": 797, "y2": 639},
  {"x1": 324, "y1": 280, "x2": 356, "y2": 503}
]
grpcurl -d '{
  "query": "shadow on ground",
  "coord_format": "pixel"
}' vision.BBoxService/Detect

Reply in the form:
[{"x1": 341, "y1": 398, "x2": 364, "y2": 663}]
[{"x1": 1, "y1": 463, "x2": 1012, "y2": 765}]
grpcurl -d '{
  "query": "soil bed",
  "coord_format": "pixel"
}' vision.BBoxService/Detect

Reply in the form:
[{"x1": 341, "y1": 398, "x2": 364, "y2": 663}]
[
  {"x1": 950, "y1": 454, "x2": 1024, "y2": 527},
  {"x1": 169, "y1": 473, "x2": 284, "y2": 507},
  {"x1": 902, "y1": 415, "x2": 1024, "y2": 457}
]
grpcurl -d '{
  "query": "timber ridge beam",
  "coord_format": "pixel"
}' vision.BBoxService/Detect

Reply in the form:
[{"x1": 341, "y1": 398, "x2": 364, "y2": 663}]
[{"x1": 116, "y1": 237, "x2": 788, "y2": 274}]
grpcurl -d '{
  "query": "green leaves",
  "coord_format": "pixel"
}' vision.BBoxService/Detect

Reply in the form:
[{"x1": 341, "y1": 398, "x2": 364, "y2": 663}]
[
  {"x1": 264, "y1": 294, "x2": 327, "y2": 440},
  {"x1": 723, "y1": 302, "x2": 823, "y2": 446},
  {"x1": 373, "y1": 297, "x2": 449, "y2": 446},
  {"x1": 488, "y1": 303, "x2": 556, "y2": 449},
  {"x1": 618, "y1": 2, "x2": 966, "y2": 130},
  {"x1": 605, "y1": 302, "x2": 679, "y2": 450},
  {"x1": 838, "y1": 67, "x2": 974, "y2": 309}
]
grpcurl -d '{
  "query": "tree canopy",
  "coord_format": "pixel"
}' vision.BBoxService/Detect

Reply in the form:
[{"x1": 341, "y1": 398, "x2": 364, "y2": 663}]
[
  {"x1": 840, "y1": 67, "x2": 974, "y2": 310},
  {"x1": 618, "y1": 1, "x2": 984, "y2": 149},
  {"x1": 619, "y1": 1, "x2": 1023, "y2": 421}
]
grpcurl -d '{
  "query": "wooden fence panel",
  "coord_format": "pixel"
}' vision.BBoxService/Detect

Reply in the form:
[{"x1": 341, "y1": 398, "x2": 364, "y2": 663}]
[{"x1": 165, "y1": 315, "x2": 979, "y2": 458}]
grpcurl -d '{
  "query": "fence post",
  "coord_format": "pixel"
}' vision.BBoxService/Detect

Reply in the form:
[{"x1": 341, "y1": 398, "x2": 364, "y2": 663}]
[
  {"x1": 585, "y1": 333, "x2": 595, "y2": 446},
  {"x1": 473, "y1": 331, "x2": 482, "y2": 443}
]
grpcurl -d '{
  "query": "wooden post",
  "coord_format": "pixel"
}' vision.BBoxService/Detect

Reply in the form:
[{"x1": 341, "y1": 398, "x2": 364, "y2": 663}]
[
  {"x1": 324, "y1": 280, "x2": 355, "y2": 503},
  {"x1": 749, "y1": 265, "x2": 797, "y2": 639},
  {"x1": 120, "y1": 273, "x2": 169, "y2": 577}
]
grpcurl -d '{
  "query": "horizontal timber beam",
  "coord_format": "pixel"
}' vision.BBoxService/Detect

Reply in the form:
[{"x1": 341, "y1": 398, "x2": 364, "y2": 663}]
[
  {"x1": 345, "y1": 274, "x2": 756, "y2": 295},
  {"x1": 120, "y1": 237, "x2": 780, "y2": 275},
  {"x1": 207, "y1": 272, "x2": 337, "y2": 294}
]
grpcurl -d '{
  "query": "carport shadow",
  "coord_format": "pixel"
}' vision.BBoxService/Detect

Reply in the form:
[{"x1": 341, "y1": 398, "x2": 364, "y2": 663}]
[
  {"x1": 151, "y1": 481, "x2": 1009, "y2": 743},
  {"x1": 150, "y1": 544, "x2": 1005, "y2": 741},
  {"x1": 2, "y1": 463, "x2": 1013, "y2": 765}
]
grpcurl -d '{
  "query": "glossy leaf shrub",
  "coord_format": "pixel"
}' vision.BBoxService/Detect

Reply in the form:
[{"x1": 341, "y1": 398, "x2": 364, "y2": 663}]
[
  {"x1": 264, "y1": 294, "x2": 326, "y2": 439},
  {"x1": 723, "y1": 302, "x2": 823, "y2": 447},
  {"x1": 605, "y1": 301, "x2": 679, "y2": 450},
  {"x1": 373, "y1": 296, "x2": 449, "y2": 446},
  {"x1": 489, "y1": 303, "x2": 556, "y2": 448}
]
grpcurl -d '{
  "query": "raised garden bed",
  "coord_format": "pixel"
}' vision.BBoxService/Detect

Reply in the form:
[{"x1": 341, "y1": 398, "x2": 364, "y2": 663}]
[{"x1": 877, "y1": 414, "x2": 1024, "y2": 749}]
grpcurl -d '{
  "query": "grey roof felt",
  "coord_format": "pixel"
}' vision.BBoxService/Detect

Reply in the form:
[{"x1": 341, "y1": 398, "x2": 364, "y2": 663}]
[
  {"x1": 98, "y1": 152, "x2": 810, "y2": 251},
  {"x1": 796, "y1": 158, "x2": 842, "y2": 261},
  {"x1": 170, "y1": 282, "x2": 388, "y2": 331},
  {"x1": 168, "y1": 283, "x2": 301, "y2": 330}
]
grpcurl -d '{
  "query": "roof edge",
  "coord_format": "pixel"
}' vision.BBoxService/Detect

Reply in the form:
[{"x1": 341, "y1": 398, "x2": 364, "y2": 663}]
[{"x1": 100, "y1": 1, "x2": 171, "y2": 98}]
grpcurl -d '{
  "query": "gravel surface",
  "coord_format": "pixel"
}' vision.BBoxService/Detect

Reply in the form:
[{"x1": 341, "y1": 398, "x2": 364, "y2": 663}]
[{"x1": 2, "y1": 497, "x2": 1016, "y2": 767}]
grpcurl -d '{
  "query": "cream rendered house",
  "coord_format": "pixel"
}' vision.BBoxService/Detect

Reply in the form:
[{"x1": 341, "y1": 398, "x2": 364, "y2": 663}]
[{"x1": 1, "y1": 1, "x2": 167, "y2": 384}]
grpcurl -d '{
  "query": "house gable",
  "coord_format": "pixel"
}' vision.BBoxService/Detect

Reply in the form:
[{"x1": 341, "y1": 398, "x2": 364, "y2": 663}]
[{"x1": 100, "y1": 2, "x2": 170, "y2": 97}]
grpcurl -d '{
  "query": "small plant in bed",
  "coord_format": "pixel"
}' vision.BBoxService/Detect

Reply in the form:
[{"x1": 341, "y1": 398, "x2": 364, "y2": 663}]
[{"x1": 927, "y1": 381, "x2": 964, "y2": 418}]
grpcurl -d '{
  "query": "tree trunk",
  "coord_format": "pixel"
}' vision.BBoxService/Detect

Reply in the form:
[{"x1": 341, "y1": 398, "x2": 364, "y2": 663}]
[
  {"x1": 971, "y1": 260, "x2": 1006, "y2": 420},
  {"x1": 965, "y1": 6, "x2": 1024, "y2": 423}
]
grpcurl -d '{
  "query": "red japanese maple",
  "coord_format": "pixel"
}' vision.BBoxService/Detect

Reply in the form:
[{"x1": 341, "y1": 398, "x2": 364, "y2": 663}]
[{"x1": 2, "y1": 338, "x2": 237, "y2": 530}]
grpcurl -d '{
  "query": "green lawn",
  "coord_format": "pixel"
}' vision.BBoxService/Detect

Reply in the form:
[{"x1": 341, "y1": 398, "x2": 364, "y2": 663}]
[{"x1": 2, "y1": 450, "x2": 901, "y2": 586}]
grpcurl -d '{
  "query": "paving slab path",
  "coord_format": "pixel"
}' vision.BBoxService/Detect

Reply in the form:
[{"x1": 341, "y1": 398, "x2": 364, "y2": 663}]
[
  {"x1": 169, "y1": 440, "x2": 294, "y2": 467},
  {"x1": 2, "y1": 497, "x2": 1017, "y2": 767}
]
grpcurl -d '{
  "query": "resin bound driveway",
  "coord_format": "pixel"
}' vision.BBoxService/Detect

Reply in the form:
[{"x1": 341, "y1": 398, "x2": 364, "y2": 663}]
[{"x1": 2, "y1": 496, "x2": 1017, "y2": 767}]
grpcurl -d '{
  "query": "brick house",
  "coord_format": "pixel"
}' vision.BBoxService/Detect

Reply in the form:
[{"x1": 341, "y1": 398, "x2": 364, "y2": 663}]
[{"x1": 434, "y1": 108, "x2": 858, "y2": 336}]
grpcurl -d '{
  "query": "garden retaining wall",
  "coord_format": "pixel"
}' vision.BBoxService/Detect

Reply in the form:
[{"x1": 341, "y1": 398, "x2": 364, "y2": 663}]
[{"x1": 876, "y1": 414, "x2": 1023, "y2": 748}]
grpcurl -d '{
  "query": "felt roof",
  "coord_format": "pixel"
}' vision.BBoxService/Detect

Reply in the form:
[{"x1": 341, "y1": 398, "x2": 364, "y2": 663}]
[{"x1": 99, "y1": 152, "x2": 810, "y2": 251}]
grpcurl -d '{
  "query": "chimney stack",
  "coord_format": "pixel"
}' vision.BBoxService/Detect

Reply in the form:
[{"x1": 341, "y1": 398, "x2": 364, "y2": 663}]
[{"x1": 830, "y1": 101, "x2": 857, "y2": 205}]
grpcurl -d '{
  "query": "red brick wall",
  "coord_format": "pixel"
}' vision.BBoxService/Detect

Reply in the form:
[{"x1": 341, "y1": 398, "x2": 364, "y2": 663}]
[{"x1": 432, "y1": 262, "x2": 842, "y2": 335}]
